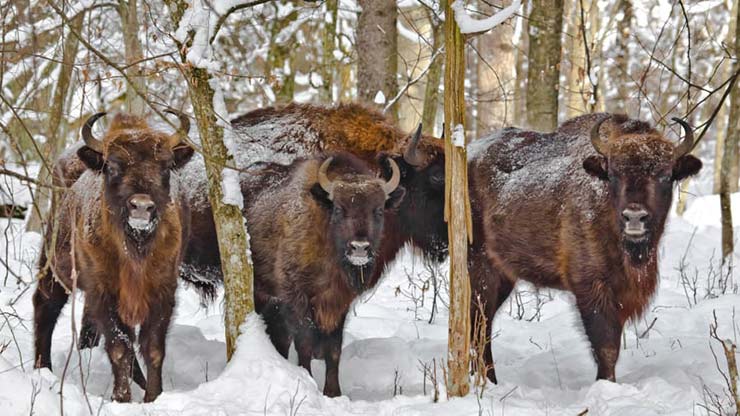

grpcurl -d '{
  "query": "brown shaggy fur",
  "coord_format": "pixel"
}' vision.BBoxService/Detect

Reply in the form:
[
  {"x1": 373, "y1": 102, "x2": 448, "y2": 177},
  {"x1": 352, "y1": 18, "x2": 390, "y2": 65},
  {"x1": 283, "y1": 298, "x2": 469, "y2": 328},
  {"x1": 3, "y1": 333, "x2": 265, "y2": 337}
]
[
  {"x1": 33, "y1": 113, "x2": 193, "y2": 403},
  {"x1": 246, "y1": 152, "x2": 405, "y2": 398},
  {"x1": 467, "y1": 113, "x2": 702, "y2": 384}
]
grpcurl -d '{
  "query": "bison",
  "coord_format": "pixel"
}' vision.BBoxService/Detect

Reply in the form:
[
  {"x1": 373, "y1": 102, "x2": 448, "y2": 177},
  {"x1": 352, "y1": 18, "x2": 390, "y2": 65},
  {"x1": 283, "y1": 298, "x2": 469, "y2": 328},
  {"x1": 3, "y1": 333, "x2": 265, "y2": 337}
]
[
  {"x1": 33, "y1": 110, "x2": 194, "y2": 402},
  {"x1": 466, "y1": 113, "x2": 702, "y2": 383},
  {"x1": 246, "y1": 152, "x2": 405, "y2": 397}
]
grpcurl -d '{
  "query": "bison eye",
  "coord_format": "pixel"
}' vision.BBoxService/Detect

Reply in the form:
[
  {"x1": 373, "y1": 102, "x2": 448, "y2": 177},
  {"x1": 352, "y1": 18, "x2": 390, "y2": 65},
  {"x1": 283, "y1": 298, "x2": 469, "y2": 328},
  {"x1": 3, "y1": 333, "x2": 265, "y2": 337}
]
[
  {"x1": 374, "y1": 207, "x2": 384, "y2": 218},
  {"x1": 333, "y1": 206, "x2": 345, "y2": 217},
  {"x1": 105, "y1": 163, "x2": 121, "y2": 178}
]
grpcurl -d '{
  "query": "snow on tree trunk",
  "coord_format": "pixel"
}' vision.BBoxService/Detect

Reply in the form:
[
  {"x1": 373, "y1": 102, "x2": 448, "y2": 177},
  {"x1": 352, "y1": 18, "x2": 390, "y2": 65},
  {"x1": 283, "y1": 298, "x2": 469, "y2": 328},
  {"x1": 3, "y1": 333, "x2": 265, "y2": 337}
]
[
  {"x1": 357, "y1": 0, "x2": 398, "y2": 119},
  {"x1": 167, "y1": 0, "x2": 255, "y2": 359},
  {"x1": 444, "y1": 0, "x2": 472, "y2": 398},
  {"x1": 26, "y1": 11, "x2": 84, "y2": 234},
  {"x1": 720, "y1": 0, "x2": 740, "y2": 261},
  {"x1": 526, "y1": 0, "x2": 563, "y2": 131}
]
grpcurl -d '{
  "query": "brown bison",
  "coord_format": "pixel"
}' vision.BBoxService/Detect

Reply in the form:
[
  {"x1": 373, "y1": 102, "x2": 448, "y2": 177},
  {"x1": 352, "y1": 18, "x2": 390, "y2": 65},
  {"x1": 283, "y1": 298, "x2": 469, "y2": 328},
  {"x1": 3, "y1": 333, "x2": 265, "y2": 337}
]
[
  {"x1": 33, "y1": 110, "x2": 194, "y2": 402},
  {"x1": 467, "y1": 113, "x2": 702, "y2": 383},
  {"x1": 246, "y1": 152, "x2": 405, "y2": 397}
]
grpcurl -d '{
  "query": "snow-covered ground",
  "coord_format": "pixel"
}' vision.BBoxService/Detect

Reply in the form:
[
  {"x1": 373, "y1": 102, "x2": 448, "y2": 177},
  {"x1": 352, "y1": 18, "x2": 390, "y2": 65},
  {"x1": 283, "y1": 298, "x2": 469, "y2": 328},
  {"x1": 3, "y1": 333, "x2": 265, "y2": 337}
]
[{"x1": 0, "y1": 192, "x2": 738, "y2": 415}]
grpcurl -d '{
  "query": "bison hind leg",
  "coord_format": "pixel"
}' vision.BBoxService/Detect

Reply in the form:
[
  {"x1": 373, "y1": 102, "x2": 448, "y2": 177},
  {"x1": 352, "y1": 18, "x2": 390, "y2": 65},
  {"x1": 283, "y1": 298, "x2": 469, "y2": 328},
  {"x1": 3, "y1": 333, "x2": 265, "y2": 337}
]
[
  {"x1": 78, "y1": 301, "x2": 101, "y2": 349},
  {"x1": 33, "y1": 276, "x2": 69, "y2": 369}
]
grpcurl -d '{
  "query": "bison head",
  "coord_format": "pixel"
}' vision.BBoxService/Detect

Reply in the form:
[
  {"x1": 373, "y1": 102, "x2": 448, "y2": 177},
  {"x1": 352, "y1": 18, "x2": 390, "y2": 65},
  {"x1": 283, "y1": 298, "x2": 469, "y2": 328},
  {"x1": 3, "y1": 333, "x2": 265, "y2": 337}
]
[
  {"x1": 77, "y1": 110, "x2": 194, "y2": 250},
  {"x1": 310, "y1": 156, "x2": 405, "y2": 291},
  {"x1": 388, "y1": 124, "x2": 448, "y2": 262},
  {"x1": 583, "y1": 116, "x2": 702, "y2": 261}
]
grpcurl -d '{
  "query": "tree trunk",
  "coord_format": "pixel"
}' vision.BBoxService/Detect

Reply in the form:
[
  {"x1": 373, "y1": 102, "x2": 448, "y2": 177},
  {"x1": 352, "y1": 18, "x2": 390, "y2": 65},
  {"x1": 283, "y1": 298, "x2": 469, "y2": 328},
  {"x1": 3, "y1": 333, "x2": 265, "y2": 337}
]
[
  {"x1": 25, "y1": 12, "x2": 84, "y2": 233},
  {"x1": 526, "y1": 0, "x2": 563, "y2": 131},
  {"x1": 421, "y1": 9, "x2": 444, "y2": 136},
  {"x1": 168, "y1": 1, "x2": 255, "y2": 360},
  {"x1": 476, "y1": 0, "x2": 516, "y2": 132},
  {"x1": 714, "y1": 0, "x2": 737, "y2": 194},
  {"x1": 265, "y1": 5, "x2": 299, "y2": 105},
  {"x1": 610, "y1": 0, "x2": 632, "y2": 113},
  {"x1": 319, "y1": 0, "x2": 338, "y2": 103},
  {"x1": 119, "y1": 0, "x2": 146, "y2": 113},
  {"x1": 564, "y1": 0, "x2": 587, "y2": 118},
  {"x1": 357, "y1": 0, "x2": 398, "y2": 118},
  {"x1": 720, "y1": 0, "x2": 740, "y2": 261},
  {"x1": 513, "y1": 0, "x2": 529, "y2": 126},
  {"x1": 444, "y1": 0, "x2": 472, "y2": 398}
]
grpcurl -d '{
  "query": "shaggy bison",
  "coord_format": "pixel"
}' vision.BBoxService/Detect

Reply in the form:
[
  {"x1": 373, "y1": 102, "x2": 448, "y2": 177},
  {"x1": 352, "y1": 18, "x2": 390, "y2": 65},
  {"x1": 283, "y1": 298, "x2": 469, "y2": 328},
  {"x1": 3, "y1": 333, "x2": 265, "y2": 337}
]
[
  {"x1": 467, "y1": 113, "x2": 702, "y2": 383},
  {"x1": 33, "y1": 110, "x2": 194, "y2": 402},
  {"x1": 247, "y1": 153, "x2": 405, "y2": 397}
]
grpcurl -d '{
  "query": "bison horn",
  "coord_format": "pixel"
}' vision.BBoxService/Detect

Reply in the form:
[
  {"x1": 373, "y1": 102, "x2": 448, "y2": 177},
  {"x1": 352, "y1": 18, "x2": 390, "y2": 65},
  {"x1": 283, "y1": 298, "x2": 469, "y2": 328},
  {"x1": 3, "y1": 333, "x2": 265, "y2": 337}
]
[
  {"x1": 403, "y1": 123, "x2": 425, "y2": 166},
  {"x1": 671, "y1": 117, "x2": 694, "y2": 158},
  {"x1": 164, "y1": 108, "x2": 191, "y2": 144},
  {"x1": 318, "y1": 157, "x2": 335, "y2": 199},
  {"x1": 590, "y1": 116, "x2": 610, "y2": 156},
  {"x1": 82, "y1": 112, "x2": 107, "y2": 153},
  {"x1": 382, "y1": 158, "x2": 401, "y2": 195}
]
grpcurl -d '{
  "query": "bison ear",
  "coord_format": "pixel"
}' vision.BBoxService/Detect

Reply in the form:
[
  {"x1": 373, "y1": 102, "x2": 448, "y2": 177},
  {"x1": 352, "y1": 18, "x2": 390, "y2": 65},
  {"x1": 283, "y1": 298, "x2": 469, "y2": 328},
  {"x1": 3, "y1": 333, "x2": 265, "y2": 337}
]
[
  {"x1": 385, "y1": 185, "x2": 406, "y2": 210},
  {"x1": 379, "y1": 153, "x2": 411, "y2": 179},
  {"x1": 673, "y1": 154, "x2": 702, "y2": 181},
  {"x1": 172, "y1": 145, "x2": 194, "y2": 170},
  {"x1": 583, "y1": 155, "x2": 608, "y2": 181},
  {"x1": 77, "y1": 145, "x2": 104, "y2": 171},
  {"x1": 309, "y1": 183, "x2": 333, "y2": 210}
]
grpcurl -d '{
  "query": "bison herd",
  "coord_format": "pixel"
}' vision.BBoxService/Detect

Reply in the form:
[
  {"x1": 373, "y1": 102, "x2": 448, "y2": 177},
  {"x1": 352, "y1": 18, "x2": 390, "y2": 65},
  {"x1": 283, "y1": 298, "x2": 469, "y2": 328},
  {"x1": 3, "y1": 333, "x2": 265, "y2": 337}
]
[{"x1": 31, "y1": 103, "x2": 701, "y2": 401}]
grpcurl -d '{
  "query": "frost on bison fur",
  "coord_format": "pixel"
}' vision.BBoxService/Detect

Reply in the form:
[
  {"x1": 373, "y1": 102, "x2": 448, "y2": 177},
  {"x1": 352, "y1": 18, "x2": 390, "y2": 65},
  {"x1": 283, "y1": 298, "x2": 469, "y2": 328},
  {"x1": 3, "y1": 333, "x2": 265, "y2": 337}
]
[
  {"x1": 466, "y1": 113, "x2": 702, "y2": 384},
  {"x1": 33, "y1": 111, "x2": 194, "y2": 403},
  {"x1": 181, "y1": 103, "x2": 448, "y2": 291}
]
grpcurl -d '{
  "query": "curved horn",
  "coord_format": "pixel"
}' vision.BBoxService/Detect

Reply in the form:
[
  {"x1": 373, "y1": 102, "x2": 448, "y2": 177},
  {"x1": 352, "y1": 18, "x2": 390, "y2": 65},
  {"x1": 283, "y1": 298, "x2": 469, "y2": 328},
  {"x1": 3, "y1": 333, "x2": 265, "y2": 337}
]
[
  {"x1": 671, "y1": 117, "x2": 694, "y2": 158},
  {"x1": 590, "y1": 116, "x2": 610, "y2": 156},
  {"x1": 403, "y1": 123, "x2": 425, "y2": 166},
  {"x1": 82, "y1": 112, "x2": 107, "y2": 153},
  {"x1": 381, "y1": 158, "x2": 401, "y2": 195},
  {"x1": 318, "y1": 157, "x2": 334, "y2": 198},
  {"x1": 164, "y1": 108, "x2": 191, "y2": 136}
]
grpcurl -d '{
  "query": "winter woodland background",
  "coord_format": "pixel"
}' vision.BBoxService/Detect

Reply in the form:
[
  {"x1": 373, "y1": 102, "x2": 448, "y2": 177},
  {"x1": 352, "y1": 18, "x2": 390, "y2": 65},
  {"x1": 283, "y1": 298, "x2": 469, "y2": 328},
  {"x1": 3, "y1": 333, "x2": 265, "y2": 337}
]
[{"x1": 0, "y1": 0, "x2": 739, "y2": 415}]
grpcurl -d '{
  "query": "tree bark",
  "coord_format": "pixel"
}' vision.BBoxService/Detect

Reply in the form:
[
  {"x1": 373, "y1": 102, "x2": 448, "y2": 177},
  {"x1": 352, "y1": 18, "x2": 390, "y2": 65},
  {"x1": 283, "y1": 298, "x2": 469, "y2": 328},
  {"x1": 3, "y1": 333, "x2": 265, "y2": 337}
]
[
  {"x1": 610, "y1": 0, "x2": 632, "y2": 113},
  {"x1": 444, "y1": 0, "x2": 473, "y2": 398},
  {"x1": 319, "y1": 0, "x2": 338, "y2": 103},
  {"x1": 421, "y1": 8, "x2": 444, "y2": 136},
  {"x1": 564, "y1": 0, "x2": 587, "y2": 118},
  {"x1": 265, "y1": 5, "x2": 299, "y2": 105},
  {"x1": 526, "y1": 0, "x2": 563, "y2": 131},
  {"x1": 714, "y1": 0, "x2": 737, "y2": 194},
  {"x1": 720, "y1": 0, "x2": 740, "y2": 261},
  {"x1": 26, "y1": 12, "x2": 84, "y2": 233},
  {"x1": 167, "y1": 1, "x2": 255, "y2": 360},
  {"x1": 357, "y1": 0, "x2": 398, "y2": 118},
  {"x1": 475, "y1": 0, "x2": 516, "y2": 132},
  {"x1": 118, "y1": 0, "x2": 146, "y2": 113},
  {"x1": 513, "y1": 0, "x2": 529, "y2": 126}
]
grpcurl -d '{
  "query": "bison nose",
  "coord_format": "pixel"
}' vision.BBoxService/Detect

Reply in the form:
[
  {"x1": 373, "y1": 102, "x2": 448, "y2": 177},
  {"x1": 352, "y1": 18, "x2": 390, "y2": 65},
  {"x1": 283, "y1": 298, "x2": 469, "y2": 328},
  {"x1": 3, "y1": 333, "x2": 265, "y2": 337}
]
[
  {"x1": 622, "y1": 207, "x2": 648, "y2": 223},
  {"x1": 128, "y1": 194, "x2": 155, "y2": 221},
  {"x1": 349, "y1": 241, "x2": 370, "y2": 253}
]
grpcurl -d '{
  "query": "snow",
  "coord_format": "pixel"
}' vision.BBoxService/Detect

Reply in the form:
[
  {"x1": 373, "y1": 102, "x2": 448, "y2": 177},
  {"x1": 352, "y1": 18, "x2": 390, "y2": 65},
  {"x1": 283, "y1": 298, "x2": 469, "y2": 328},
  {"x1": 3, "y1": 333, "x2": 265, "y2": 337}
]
[
  {"x1": 374, "y1": 91, "x2": 386, "y2": 105},
  {"x1": 451, "y1": 0, "x2": 521, "y2": 35},
  {"x1": 0, "y1": 183, "x2": 739, "y2": 414},
  {"x1": 451, "y1": 124, "x2": 465, "y2": 147}
]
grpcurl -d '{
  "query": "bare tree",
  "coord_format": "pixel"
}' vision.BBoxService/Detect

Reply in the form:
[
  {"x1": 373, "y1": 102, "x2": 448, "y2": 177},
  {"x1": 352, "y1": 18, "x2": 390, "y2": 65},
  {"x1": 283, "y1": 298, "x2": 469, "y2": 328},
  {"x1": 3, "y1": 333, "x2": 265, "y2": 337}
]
[
  {"x1": 119, "y1": 0, "x2": 146, "y2": 113},
  {"x1": 526, "y1": 0, "x2": 563, "y2": 131},
  {"x1": 357, "y1": 0, "x2": 398, "y2": 117},
  {"x1": 422, "y1": 6, "x2": 444, "y2": 135}
]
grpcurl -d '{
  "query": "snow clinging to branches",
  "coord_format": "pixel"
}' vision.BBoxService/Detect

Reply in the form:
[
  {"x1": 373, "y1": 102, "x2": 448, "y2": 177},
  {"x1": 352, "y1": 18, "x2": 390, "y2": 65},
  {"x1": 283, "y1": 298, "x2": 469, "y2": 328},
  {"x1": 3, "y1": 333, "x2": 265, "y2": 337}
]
[{"x1": 451, "y1": 0, "x2": 521, "y2": 35}]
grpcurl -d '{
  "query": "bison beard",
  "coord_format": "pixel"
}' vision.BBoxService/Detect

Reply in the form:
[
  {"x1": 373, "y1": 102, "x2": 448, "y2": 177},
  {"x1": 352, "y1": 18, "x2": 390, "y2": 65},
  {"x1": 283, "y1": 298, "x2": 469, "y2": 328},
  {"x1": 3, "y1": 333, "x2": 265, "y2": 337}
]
[
  {"x1": 467, "y1": 113, "x2": 701, "y2": 384},
  {"x1": 33, "y1": 110, "x2": 193, "y2": 403}
]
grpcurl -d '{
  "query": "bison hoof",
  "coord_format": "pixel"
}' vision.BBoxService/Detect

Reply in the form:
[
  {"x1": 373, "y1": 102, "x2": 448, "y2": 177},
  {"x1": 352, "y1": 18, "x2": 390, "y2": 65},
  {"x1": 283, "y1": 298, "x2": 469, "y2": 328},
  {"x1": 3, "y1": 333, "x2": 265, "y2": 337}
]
[
  {"x1": 143, "y1": 389, "x2": 162, "y2": 403},
  {"x1": 323, "y1": 385, "x2": 341, "y2": 398},
  {"x1": 111, "y1": 389, "x2": 131, "y2": 403}
]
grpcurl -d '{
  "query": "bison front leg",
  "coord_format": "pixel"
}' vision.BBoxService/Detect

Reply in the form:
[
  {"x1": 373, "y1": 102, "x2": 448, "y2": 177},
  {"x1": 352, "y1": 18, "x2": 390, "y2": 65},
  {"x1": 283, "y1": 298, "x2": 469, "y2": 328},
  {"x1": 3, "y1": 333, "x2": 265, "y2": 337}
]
[
  {"x1": 78, "y1": 300, "x2": 100, "y2": 349},
  {"x1": 574, "y1": 286, "x2": 623, "y2": 382},
  {"x1": 139, "y1": 300, "x2": 174, "y2": 402},
  {"x1": 94, "y1": 299, "x2": 138, "y2": 402},
  {"x1": 294, "y1": 322, "x2": 315, "y2": 377},
  {"x1": 321, "y1": 316, "x2": 346, "y2": 398}
]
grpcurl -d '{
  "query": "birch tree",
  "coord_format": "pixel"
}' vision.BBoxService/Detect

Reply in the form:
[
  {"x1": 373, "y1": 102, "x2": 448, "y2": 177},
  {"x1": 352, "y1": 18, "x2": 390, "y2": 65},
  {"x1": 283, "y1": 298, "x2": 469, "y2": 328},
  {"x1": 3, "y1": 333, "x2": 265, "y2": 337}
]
[{"x1": 165, "y1": 0, "x2": 256, "y2": 359}]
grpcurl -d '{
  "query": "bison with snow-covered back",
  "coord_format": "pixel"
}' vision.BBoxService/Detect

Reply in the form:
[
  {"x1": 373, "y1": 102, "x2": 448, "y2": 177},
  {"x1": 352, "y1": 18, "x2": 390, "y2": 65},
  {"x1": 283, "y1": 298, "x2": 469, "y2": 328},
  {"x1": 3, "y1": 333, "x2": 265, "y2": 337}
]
[
  {"x1": 33, "y1": 110, "x2": 194, "y2": 402},
  {"x1": 246, "y1": 152, "x2": 405, "y2": 397},
  {"x1": 466, "y1": 113, "x2": 702, "y2": 383}
]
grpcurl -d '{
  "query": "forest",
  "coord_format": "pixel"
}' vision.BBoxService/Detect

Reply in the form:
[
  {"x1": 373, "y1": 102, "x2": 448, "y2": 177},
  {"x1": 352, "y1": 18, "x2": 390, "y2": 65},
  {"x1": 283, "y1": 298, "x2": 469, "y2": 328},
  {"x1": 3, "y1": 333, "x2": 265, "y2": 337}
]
[{"x1": 0, "y1": 0, "x2": 739, "y2": 415}]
